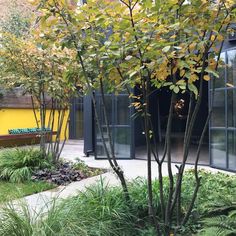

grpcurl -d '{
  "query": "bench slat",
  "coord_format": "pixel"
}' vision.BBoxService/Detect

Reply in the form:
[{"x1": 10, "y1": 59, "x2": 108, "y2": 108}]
[{"x1": 0, "y1": 131, "x2": 57, "y2": 141}]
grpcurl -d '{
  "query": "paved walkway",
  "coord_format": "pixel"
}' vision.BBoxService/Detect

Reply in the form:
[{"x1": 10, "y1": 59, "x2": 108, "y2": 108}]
[{"x1": 9, "y1": 140, "x2": 231, "y2": 214}]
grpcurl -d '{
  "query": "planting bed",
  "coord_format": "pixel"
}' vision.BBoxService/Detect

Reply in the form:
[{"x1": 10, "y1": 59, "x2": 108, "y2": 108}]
[{"x1": 32, "y1": 162, "x2": 105, "y2": 185}]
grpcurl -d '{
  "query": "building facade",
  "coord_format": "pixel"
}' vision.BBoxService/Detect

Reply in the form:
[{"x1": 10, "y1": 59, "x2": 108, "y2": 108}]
[{"x1": 83, "y1": 31, "x2": 236, "y2": 173}]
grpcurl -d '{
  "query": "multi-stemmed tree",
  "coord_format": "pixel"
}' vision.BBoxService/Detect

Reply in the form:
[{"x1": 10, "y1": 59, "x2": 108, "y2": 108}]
[
  {"x1": 5, "y1": 0, "x2": 236, "y2": 234},
  {"x1": 0, "y1": 33, "x2": 78, "y2": 163}
]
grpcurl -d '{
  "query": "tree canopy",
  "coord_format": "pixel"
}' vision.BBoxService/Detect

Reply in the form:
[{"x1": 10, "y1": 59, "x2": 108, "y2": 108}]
[{"x1": 0, "y1": 0, "x2": 236, "y2": 234}]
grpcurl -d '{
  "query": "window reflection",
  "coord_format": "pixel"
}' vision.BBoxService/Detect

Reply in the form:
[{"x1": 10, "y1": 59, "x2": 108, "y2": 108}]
[
  {"x1": 228, "y1": 131, "x2": 236, "y2": 170},
  {"x1": 96, "y1": 127, "x2": 112, "y2": 158},
  {"x1": 96, "y1": 94, "x2": 131, "y2": 159},
  {"x1": 227, "y1": 50, "x2": 236, "y2": 87},
  {"x1": 227, "y1": 89, "x2": 236, "y2": 128},
  {"x1": 95, "y1": 95, "x2": 113, "y2": 126},
  {"x1": 210, "y1": 49, "x2": 236, "y2": 171},
  {"x1": 102, "y1": 96, "x2": 113, "y2": 125},
  {"x1": 211, "y1": 130, "x2": 227, "y2": 168},
  {"x1": 116, "y1": 96, "x2": 130, "y2": 125},
  {"x1": 213, "y1": 52, "x2": 226, "y2": 88},
  {"x1": 211, "y1": 90, "x2": 225, "y2": 127},
  {"x1": 114, "y1": 128, "x2": 131, "y2": 158}
]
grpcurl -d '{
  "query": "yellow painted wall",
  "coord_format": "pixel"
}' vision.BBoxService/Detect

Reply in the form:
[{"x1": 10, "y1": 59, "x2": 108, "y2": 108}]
[{"x1": 0, "y1": 108, "x2": 69, "y2": 139}]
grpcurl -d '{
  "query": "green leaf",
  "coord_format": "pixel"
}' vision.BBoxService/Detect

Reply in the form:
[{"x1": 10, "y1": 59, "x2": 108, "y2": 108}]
[
  {"x1": 173, "y1": 86, "x2": 180, "y2": 93},
  {"x1": 129, "y1": 71, "x2": 138, "y2": 78},
  {"x1": 174, "y1": 46, "x2": 182, "y2": 50},
  {"x1": 178, "y1": 60, "x2": 190, "y2": 69},
  {"x1": 188, "y1": 83, "x2": 198, "y2": 99},
  {"x1": 163, "y1": 82, "x2": 173, "y2": 87},
  {"x1": 143, "y1": 0, "x2": 152, "y2": 8},
  {"x1": 176, "y1": 79, "x2": 185, "y2": 85},
  {"x1": 104, "y1": 41, "x2": 111, "y2": 47},
  {"x1": 162, "y1": 46, "x2": 171, "y2": 53},
  {"x1": 125, "y1": 55, "x2": 133, "y2": 61}
]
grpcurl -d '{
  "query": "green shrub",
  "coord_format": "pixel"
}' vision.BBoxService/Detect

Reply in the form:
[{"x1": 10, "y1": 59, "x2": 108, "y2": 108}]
[
  {"x1": 0, "y1": 171, "x2": 236, "y2": 235},
  {"x1": 72, "y1": 158, "x2": 104, "y2": 177},
  {"x1": 0, "y1": 148, "x2": 52, "y2": 183}
]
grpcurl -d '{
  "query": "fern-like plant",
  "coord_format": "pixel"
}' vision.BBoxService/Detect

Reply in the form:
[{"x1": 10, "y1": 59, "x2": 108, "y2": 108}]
[
  {"x1": 0, "y1": 148, "x2": 52, "y2": 183},
  {"x1": 199, "y1": 198, "x2": 236, "y2": 236},
  {"x1": 199, "y1": 213, "x2": 236, "y2": 236}
]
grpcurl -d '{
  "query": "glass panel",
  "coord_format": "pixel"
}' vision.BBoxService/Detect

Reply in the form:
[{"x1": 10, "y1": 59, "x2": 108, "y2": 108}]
[
  {"x1": 116, "y1": 96, "x2": 130, "y2": 125},
  {"x1": 96, "y1": 96, "x2": 113, "y2": 125},
  {"x1": 211, "y1": 90, "x2": 225, "y2": 127},
  {"x1": 95, "y1": 93, "x2": 132, "y2": 159},
  {"x1": 228, "y1": 130, "x2": 236, "y2": 170},
  {"x1": 227, "y1": 50, "x2": 236, "y2": 87},
  {"x1": 96, "y1": 127, "x2": 112, "y2": 158},
  {"x1": 114, "y1": 127, "x2": 131, "y2": 158},
  {"x1": 210, "y1": 130, "x2": 227, "y2": 168},
  {"x1": 104, "y1": 96, "x2": 113, "y2": 125},
  {"x1": 214, "y1": 52, "x2": 226, "y2": 88},
  {"x1": 227, "y1": 89, "x2": 236, "y2": 128}
]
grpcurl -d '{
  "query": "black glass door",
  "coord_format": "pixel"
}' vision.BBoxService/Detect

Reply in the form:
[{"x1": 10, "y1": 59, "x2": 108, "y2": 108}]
[{"x1": 95, "y1": 93, "x2": 132, "y2": 159}]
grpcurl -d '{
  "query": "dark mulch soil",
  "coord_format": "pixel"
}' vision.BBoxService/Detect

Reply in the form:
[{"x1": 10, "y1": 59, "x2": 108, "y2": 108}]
[{"x1": 32, "y1": 162, "x2": 104, "y2": 186}]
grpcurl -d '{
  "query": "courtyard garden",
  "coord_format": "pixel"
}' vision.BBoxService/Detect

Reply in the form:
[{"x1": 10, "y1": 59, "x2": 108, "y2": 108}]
[{"x1": 0, "y1": 0, "x2": 236, "y2": 235}]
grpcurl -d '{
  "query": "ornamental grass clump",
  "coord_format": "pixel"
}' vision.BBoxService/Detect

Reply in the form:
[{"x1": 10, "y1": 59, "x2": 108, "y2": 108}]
[
  {"x1": 0, "y1": 148, "x2": 52, "y2": 183},
  {"x1": 0, "y1": 171, "x2": 236, "y2": 235},
  {"x1": 0, "y1": 180, "x2": 138, "y2": 236}
]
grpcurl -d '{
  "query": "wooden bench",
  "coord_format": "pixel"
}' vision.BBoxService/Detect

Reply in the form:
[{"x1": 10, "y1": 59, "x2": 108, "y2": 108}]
[{"x1": 0, "y1": 131, "x2": 57, "y2": 148}]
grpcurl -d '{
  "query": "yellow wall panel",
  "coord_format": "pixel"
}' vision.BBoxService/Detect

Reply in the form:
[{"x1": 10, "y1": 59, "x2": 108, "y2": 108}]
[{"x1": 0, "y1": 108, "x2": 69, "y2": 139}]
